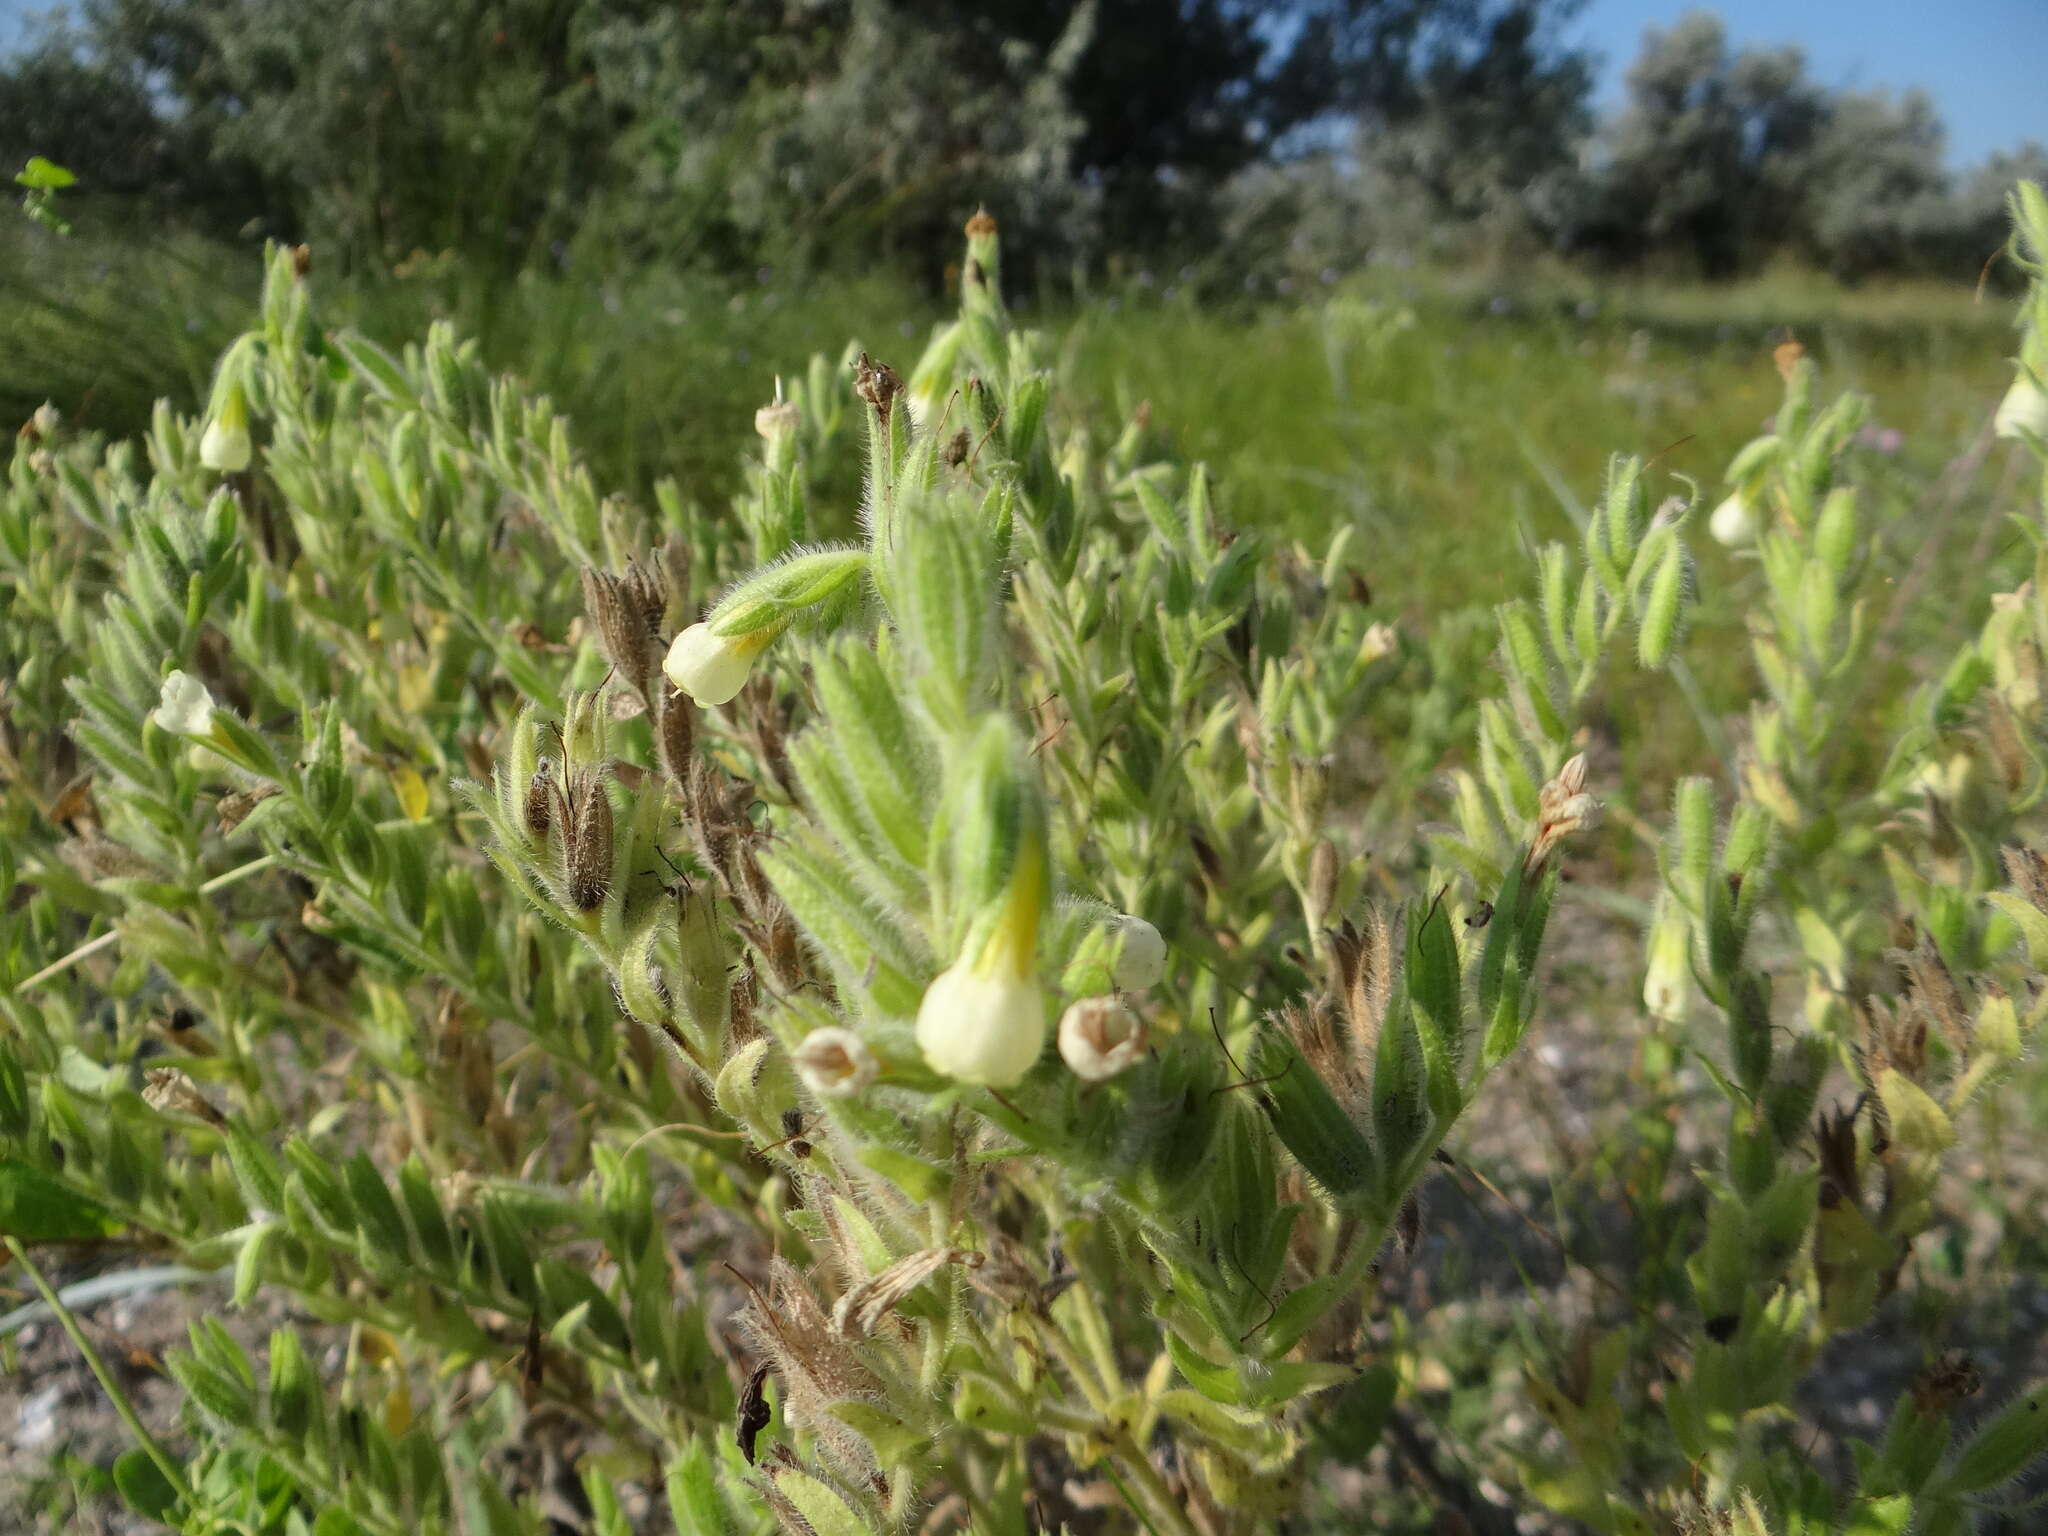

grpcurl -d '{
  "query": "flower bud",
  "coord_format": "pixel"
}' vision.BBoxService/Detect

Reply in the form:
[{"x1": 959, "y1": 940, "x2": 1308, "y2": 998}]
[
  {"x1": 199, "y1": 381, "x2": 253, "y2": 473},
  {"x1": 663, "y1": 622, "x2": 772, "y2": 707},
  {"x1": 1058, "y1": 996, "x2": 1147, "y2": 1082},
  {"x1": 154, "y1": 671, "x2": 217, "y2": 738},
  {"x1": 1109, "y1": 914, "x2": 1167, "y2": 992},
  {"x1": 791, "y1": 1027, "x2": 878, "y2": 1099},
  {"x1": 1709, "y1": 490, "x2": 1757, "y2": 546},
  {"x1": 1994, "y1": 373, "x2": 2048, "y2": 443}
]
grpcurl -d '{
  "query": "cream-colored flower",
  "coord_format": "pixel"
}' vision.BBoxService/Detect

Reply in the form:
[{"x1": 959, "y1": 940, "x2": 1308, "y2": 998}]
[
  {"x1": 1359, "y1": 621, "x2": 1399, "y2": 664},
  {"x1": 153, "y1": 671, "x2": 217, "y2": 737},
  {"x1": 199, "y1": 382, "x2": 252, "y2": 473},
  {"x1": 1057, "y1": 996, "x2": 1147, "y2": 1082},
  {"x1": 662, "y1": 622, "x2": 772, "y2": 707},
  {"x1": 916, "y1": 964, "x2": 1045, "y2": 1088},
  {"x1": 791, "y1": 1027, "x2": 878, "y2": 1099},
  {"x1": 919, "y1": 742, "x2": 1049, "y2": 1088},
  {"x1": 1642, "y1": 896, "x2": 1693, "y2": 1023},
  {"x1": 1708, "y1": 491, "x2": 1757, "y2": 546},
  {"x1": 1109, "y1": 914, "x2": 1167, "y2": 992},
  {"x1": 1994, "y1": 374, "x2": 2048, "y2": 443}
]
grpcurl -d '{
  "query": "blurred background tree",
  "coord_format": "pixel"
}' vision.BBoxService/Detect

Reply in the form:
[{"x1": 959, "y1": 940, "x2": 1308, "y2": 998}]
[{"x1": 0, "y1": 0, "x2": 2040, "y2": 284}]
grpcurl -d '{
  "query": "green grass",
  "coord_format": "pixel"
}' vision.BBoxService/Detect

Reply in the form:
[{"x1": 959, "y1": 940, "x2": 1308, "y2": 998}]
[{"x1": 5, "y1": 220, "x2": 2032, "y2": 790}]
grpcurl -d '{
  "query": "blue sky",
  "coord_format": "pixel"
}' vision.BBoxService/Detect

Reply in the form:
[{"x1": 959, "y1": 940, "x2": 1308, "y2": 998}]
[
  {"x1": 1569, "y1": 1, "x2": 2046, "y2": 165},
  {"x1": 2, "y1": 1, "x2": 2042, "y2": 167}
]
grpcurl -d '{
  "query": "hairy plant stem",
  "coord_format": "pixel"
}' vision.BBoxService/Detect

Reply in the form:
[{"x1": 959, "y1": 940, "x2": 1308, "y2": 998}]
[{"x1": 1038, "y1": 1399, "x2": 1201, "y2": 1536}]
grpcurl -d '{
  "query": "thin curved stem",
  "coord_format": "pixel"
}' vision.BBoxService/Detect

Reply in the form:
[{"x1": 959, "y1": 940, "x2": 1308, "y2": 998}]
[
  {"x1": 12, "y1": 853, "x2": 280, "y2": 994},
  {"x1": 5, "y1": 1237, "x2": 189, "y2": 1502}
]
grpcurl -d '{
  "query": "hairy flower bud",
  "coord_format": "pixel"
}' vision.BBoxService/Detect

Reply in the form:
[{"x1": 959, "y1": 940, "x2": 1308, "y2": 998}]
[
  {"x1": 1058, "y1": 996, "x2": 1147, "y2": 1082},
  {"x1": 791, "y1": 1027, "x2": 878, "y2": 1099},
  {"x1": 564, "y1": 768, "x2": 614, "y2": 911},
  {"x1": 522, "y1": 758, "x2": 555, "y2": 846},
  {"x1": 1109, "y1": 914, "x2": 1167, "y2": 992},
  {"x1": 582, "y1": 566, "x2": 662, "y2": 701}
]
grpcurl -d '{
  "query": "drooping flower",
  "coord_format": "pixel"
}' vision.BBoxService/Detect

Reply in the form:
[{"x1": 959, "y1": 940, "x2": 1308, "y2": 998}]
[
  {"x1": 1709, "y1": 490, "x2": 1758, "y2": 547},
  {"x1": 1642, "y1": 894, "x2": 1693, "y2": 1023},
  {"x1": 153, "y1": 671, "x2": 217, "y2": 738},
  {"x1": 791, "y1": 1028, "x2": 879, "y2": 1099},
  {"x1": 917, "y1": 845, "x2": 1047, "y2": 1089},
  {"x1": 1994, "y1": 373, "x2": 2048, "y2": 443},
  {"x1": 199, "y1": 381, "x2": 252, "y2": 473},
  {"x1": 663, "y1": 622, "x2": 774, "y2": 707},
  {"x1": 1058, "y1": 996, "x2": 1148, "y2": 1082},
  {"x1": 917, "y1": 964, "x2": 1046, "y2": 1087}
]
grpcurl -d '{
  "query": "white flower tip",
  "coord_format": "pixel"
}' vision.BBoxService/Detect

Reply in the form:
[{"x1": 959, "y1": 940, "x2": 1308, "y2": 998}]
[
  {"x1": 1709, "y1": 492, "x2": 1756, "y2": 546},
  {"x1": 199, "y1": 419, "x2": 252, "y2": 473},
  {"x1": 915, "y1": 963, "x2": 1046, "y2": 1088},
  {"x1": 1109, "y1": 915, "x2": 1167, "y2": 992},
  {"x1": 1994, "y1": 376, "x2": 2048, "y2": 443},
  {"x1": 153, "y1": 671, "x2": 217, "y2": 737},
  {"x1": 663, "y1": 622, "x2": 756, "y2": 707},
  {"x1": 1058, "y1": 996, "x2": 1147, "y2": 1082},
  {"x1": 791, "y1": 1027, "x2": 878, "y2": 1099}
]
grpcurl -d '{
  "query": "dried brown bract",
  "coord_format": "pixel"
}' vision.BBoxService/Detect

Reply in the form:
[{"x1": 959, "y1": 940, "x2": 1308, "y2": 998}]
[
  {"x1": 853, "y1": 352, "x2": 904, "y2": 422},
  {"x1": 141, "y1": 1067, "x2": 224, "y2": 1125},
  {"x1": 563, "y1": 766, "x2": 614, "y2": 911},
  {"x1": 1528, "y1": 752, "x2": 1598, "y2": 871}
]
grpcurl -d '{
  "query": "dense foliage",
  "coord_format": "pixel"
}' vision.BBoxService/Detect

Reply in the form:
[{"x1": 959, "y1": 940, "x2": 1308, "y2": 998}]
[{"x1": 3, "y1": 181, "x2": 2048, "y2": 1532}]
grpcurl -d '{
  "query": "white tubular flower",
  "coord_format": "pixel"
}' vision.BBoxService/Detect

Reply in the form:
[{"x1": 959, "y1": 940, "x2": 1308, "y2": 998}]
[
  {"x1": 199, "y1": 382, "x2": 252, "y2": 473},
  {"x1": 1642, "y1": 896, "x2": 1692, "y2": 1023},
  {"x1": 1058, "y1": 996, "x2": 1147, "y2": 1083},
  {"x1": 1994, "y1": 374, "x2": 2048, "y2": 443},
  {"x1": 153, "y1": 671, "x2": 217, "y2": 738},
  {"x1": 916, "y1": 964, "x2": 1046, "y2": 1087},
  {"x1": 917, "y1": 838, "x2": 1048, "y2": 1089},
  {"x1": 1109, "y1": 914, "x2": 1167, "y2": 992},
  {"x1": 791, "y1": 1027, "x2": 878, "y2": 1099},
  {"x1": 1709, "y1": 491, "x2": 1757, "y2": 547},
  {"x1": 663, "y1": 622, "x2": 773, "y2": 707}
]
